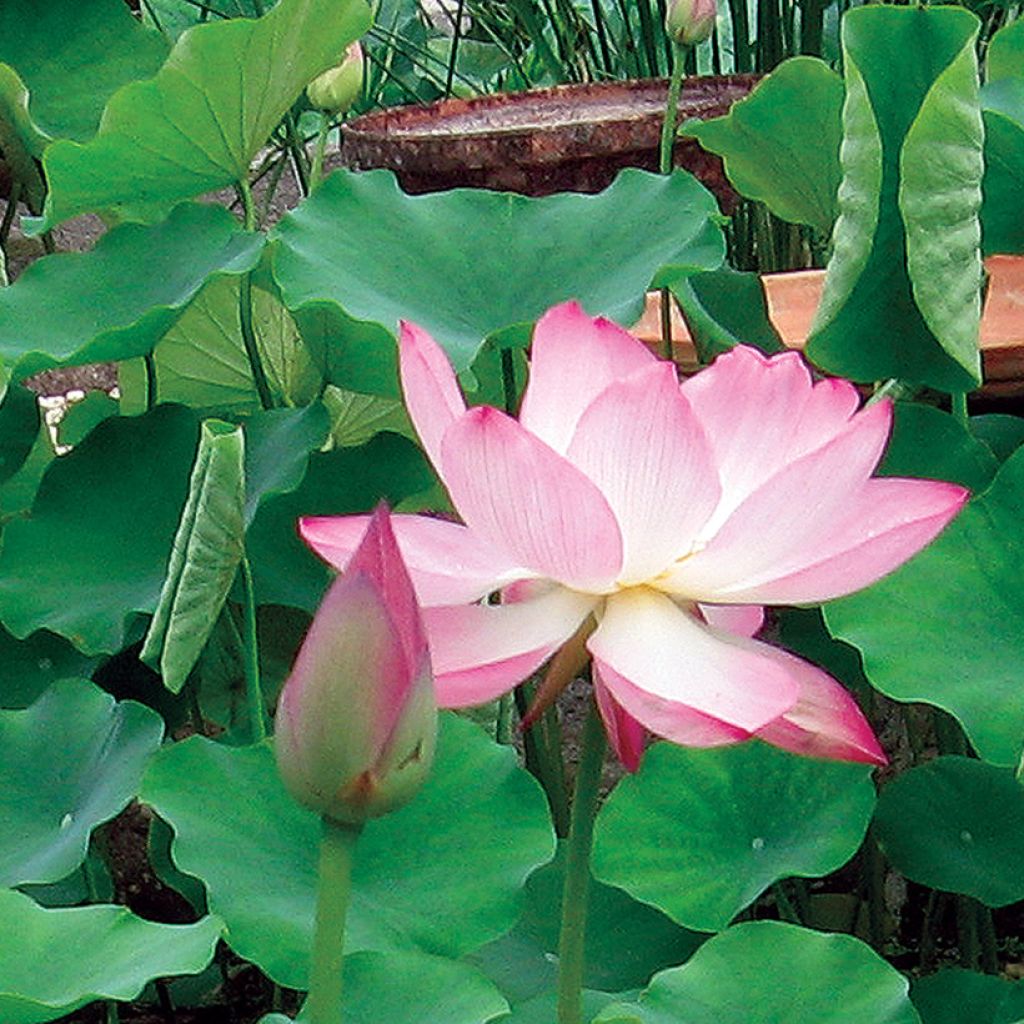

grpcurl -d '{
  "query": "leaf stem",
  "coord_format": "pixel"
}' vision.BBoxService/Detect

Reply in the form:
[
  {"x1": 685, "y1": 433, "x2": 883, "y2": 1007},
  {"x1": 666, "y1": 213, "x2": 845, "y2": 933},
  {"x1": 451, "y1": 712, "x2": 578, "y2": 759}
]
[
  {"x1": 310, "y1": 114, "x2": 332, "y2": 192},
  {"x1": 556, "y1": 697, "x2": 606, "y2": 1024},
  {"x1": 239, "y1": 556, "x2": 266, "y2": 744},
  {"x1": 308, "y1": 817, "x2": 362, "y2": 1024},
  {"x1": 659, "y1": 45, "x2": 686, "y2": 175},
  {"x1": 236, "y1": 180, "x2": 274, "y2": 410}
]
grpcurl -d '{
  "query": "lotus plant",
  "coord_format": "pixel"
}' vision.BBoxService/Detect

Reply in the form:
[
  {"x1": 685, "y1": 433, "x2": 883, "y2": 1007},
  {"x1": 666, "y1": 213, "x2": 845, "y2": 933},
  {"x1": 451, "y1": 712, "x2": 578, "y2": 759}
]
[
  {"x1": 300, "y1": 300, "x2": 966, "y2": 1024},
  {"x1": 276, "y1": 503, "x2": 436, "y2": 1024}
]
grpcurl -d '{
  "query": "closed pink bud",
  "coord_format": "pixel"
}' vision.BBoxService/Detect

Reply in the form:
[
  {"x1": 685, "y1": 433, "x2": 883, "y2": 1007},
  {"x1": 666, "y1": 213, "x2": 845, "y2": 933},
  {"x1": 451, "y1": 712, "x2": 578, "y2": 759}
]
[
  {"x1": 665, "y1": 0, "x2": 717, "y2": 46},
  {"x1": 275, "y1": 504, "x2": 436, "y2": 824}
]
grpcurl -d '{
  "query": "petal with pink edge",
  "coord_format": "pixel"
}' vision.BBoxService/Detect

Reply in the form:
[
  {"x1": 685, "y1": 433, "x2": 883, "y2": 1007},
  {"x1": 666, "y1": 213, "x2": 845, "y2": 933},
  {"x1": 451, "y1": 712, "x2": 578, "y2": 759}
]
[
  {"x1": 440, "y1": 406, "x2": 624, "y2": 592},
  {"x1": 518, "y1": 301, "x2": 655, "y2": 455},
  {"x1": 681, "y1": 346, "x2": 862, "y2": 521},
  {"x1": 341, "y1": 504, "x2": 428, "y2": 682},
  {"x1": 595, "y1": 657, "x2": 751, "y2": 748},
  {"x1": 753, "y1": 645, "x2": 886, "y2": 765},
  {"x1": 566, "y1": 363, "x2": 720, "y2": 584},
  {"x1": 661, "y1": 400, "x2": 897, "y2": 599},
  {"x1": 299, "y1": 513, "x2": 522, "y2": 606},
  {"x1": 594, "y1": 674, "x2": 649, "y2": 772},
  {"x1": 699, "y1": 604, "x2": 765, "y2": 637},
  {"x1": 399, "y1": 320, "x2": 466, "y2": 472},
  {"x1": 587, "y1": 589, "x2": 800, "y2": 732},
  {"x1": 425, "y1": 586, "x2": 597, "y2": 707},
  {"x1": 667, "y1": 476, "x2": 968, "y2": 605}
]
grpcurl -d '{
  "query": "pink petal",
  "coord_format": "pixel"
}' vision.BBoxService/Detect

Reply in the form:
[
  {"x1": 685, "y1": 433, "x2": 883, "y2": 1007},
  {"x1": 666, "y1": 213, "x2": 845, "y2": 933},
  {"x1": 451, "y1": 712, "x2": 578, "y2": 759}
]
[
  {"x1": 399, "y1": 320, "x2": 466, "y2": 472},
  {"x1": 565, "y1": 363, "x2": 720, "y2": 584},
  {"x1": 518, "y1": 301, "x2": 655, "y2": 455},
  {"x1": 699, "y1": 477, "x2": 969, "y2": 605},
  {"x1": 661, "y1": 400, "x2": 897, "y2": 600},
  {"x1": 300, "y1": 513, "x2": 521, "y2": 606},
  {"x1": 595, "y1": 657, "x2": 751, "y2": 747},
  {"x1": 699, "y1": 604, "x2": 765, "y2": 637},
  {"x1": 682, "y1": 346, "x2": 862, "y2": 524},
  {"x1": 665, "y1": 474, "x2": 968, "y2": 605},
  {"x1": 587, "y1": 589, "x2": 800, "y2": 732},
  {"x1": 753, "y1": 646, "x2": 886, "y2": 765},
  {"x1": 594, "y1": 672, "x2": 650, "y2": 772},
  {"x1": 425, "y1": 587, "x2": 598, "y2": 707},
  {"x1": 440, "y1": 405, "x2": 624, "y2": 592},
  {"x1": 342, "y1": 504, "x2": 428, "y2": 682}
]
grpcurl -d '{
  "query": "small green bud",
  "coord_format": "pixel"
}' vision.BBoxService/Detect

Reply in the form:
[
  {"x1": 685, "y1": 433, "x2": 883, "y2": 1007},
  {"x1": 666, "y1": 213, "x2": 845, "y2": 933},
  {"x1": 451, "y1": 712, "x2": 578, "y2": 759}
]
[
  {"x1": 306, "y1": 41, "x2": 364, "y2": 115},
  {"x1": 665, "y1": 0, "x2": 717, "y2": 46}
]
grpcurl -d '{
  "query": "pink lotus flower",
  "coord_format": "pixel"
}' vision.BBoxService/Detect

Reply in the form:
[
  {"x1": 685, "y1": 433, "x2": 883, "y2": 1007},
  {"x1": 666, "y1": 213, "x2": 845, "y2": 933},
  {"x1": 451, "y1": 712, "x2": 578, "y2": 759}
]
[
  {"x1": 276, "y1": 504, "x2": 436, "y2": 823},
  {"x1": 301, "y1": 303, "x2": 968, "y2": 770}
]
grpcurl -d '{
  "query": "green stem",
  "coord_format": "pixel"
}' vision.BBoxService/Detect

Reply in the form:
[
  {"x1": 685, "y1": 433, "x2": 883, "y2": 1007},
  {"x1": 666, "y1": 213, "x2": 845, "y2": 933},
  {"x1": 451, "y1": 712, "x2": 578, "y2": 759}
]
[
  {"x1": 952, "y1": 392, "x2": 969, "y2": 428},
  {"x1": 659, "y1": 286, "x2": 674, "y2": 361},
  {"x1": 236, "y1": 178, "x2": 274, "y2": 410},
  {"x1": 556, "y1": 698, "x2": 606, "y2": 1024},
  {"x1": 308, "y1": 817, "x2": 362, "y2": 1024},
  {"x1": 239, "y1": 557, "x2": 266, "y2": 744},
  {"x1": 445, "y1": 0, "x2": 467, "y2": 96},
  {"x1": 144, "y1": 352, "x2": 158, "y2": 411},
  {"x1": 659, "y1": 46, "x2": 686, "y2": 176},
  {"x1": 310, "y1": 113, "x2": 331, "y2": 192},
  {"x1": 514, "y1": 683, "x2": 571, "y2": 837}
]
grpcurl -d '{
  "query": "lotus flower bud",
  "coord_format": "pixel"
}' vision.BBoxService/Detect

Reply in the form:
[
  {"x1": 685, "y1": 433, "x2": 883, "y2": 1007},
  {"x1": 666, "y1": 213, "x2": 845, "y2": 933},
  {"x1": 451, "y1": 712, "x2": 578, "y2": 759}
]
[
  {"x1": 306, "y1": 41, "x2": 364, "y2": 115},
  {"x1": 665, "y1": 0, "x2": 717, "y2": 46},
  {"x1": 275, "y1": 504, "x2": 436, "y2": 824}
]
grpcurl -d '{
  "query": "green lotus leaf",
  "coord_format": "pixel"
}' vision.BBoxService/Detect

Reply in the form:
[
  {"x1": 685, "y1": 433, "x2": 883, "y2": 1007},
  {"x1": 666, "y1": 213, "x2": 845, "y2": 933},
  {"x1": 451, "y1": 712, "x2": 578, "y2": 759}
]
[
  {"x1": 245, "y1": 431, "x2": 435, "y2": 612},
  {"x1": 142, "y1": 421, "x2": 246, "y2": 693},
  {"x1": 807, "y1": 6, "x2": 984, "y2": 392},
  {"x1": 875, "y1": 756, "x2": 1024, "y2": 906},
  {"x1": 593, "y1": 922, "x2": 919, "y2": 1024},
  {"x1": 685, "y1": 56, "x2": 843, "y2": 234},
  {"x1": 825, "y1": 445, "x2": 1024, "y2": 766},
  {"x1": 140, "y1": 714, "x2": 555, "y2": 989},
  {"x1": 0, "y1": 679, "x2": 163, "y2": 886},
  {"x1": 270, "y1": 167, "x2": 725, "y2": 372},
  {"x1": 0, "y1": 889, "x2": 221, "y2": 1024},
  {"x1": 911, "y1": 968, "x2": 1024, "y2": 1024},
  {"x1": 33, "y1": 0, "x2": 372, "y2": 231},
  {"x1": 0, "y1": 203, "x2": 263, "y2": 380},
  {"x1": 592, "y1": 740, "x2": 876, "y2": 932}
]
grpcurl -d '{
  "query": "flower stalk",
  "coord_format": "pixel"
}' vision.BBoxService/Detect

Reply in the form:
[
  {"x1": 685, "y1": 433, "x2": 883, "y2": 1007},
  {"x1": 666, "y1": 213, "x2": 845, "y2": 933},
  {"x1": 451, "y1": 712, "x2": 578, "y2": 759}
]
[
  {"x1": 307, "y1": 817, "x2": 362, "y2": 1024},
  {"x1": 556, "y1": 696, "x2": 607, "y2": 1024}
]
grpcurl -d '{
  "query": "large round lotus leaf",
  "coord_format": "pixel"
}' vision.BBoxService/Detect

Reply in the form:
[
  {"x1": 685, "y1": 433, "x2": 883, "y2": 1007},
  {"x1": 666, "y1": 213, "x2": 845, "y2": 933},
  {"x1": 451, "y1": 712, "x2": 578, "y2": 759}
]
[
  {"x1": 825, "y1": 445, "x2": 1024, "y2": 766},
  {"x1": 874, "y1": 756, "x2": 1024, "y2": 906},
  {"x1": 911, "y1": 968, "x2": 1024, "y2": 1024},
  {"x1": 0, "y1": 203, "x2": 264, "y2": 380},
  {"x1": 0, "y1": 0, "x2": 167, "y2": 151},
  {"x1": 0, "y1": 679, "x2": 163, "y2": 886},
  {"x1": 686, "y1": 56, "x2": 844, "y2": 234},
  {"x1": 0, "y1": 404, "x2": 200, "y2": 655},
  {"x1": 140, "y1": 714, "x2": 555, "y2": 989},
  {"x1": 593, "y1": 922, "x2": 919, "y2": 1024},
  {"x1": 512, "y1": 846, "x2": 705, "y2": 994},
  {"x1": 880, "y1": 404, "x2": 997, "y2": 493},
  {"x1": 245, "y1": 431, "x2": 435, "y2": 612},
  {"x1": 33, "y1": 0, "x2": 372, "y2": 231},
  {"x1": 0, "y1": 889, "x2": 221, "y2": 1024},
  {"x1": 269, "y1": 167, "x2": 725, "y2": 371},
  {"x1": 592, "y1": 740, "x2": 876, "y2": 932},
  {"x1": 308, "y1": 952, "x2": 510, "y2": 1024},
  {"x1": 259, "y1": 952, "x2": 512, "y2": 1023},
  {"x1": 496, "y1": 990, "x2": 621, "y2": 1024},
  {"x1": 0, "y1": 626, "x2": 99, "y2": 709},
  {"x1": 806, "y1": 7, "x2": 983, "y2": 393}
]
